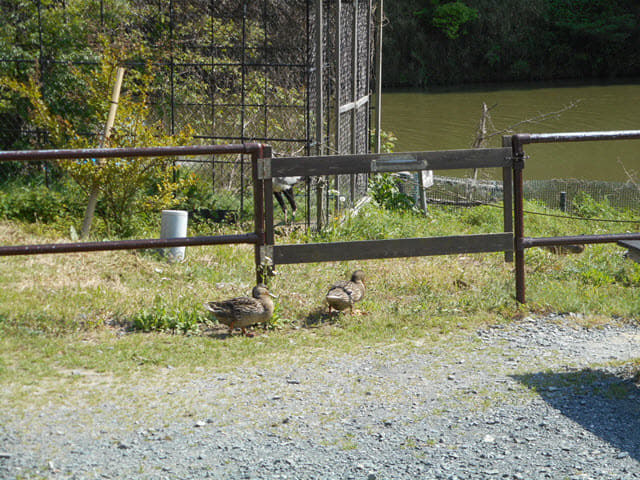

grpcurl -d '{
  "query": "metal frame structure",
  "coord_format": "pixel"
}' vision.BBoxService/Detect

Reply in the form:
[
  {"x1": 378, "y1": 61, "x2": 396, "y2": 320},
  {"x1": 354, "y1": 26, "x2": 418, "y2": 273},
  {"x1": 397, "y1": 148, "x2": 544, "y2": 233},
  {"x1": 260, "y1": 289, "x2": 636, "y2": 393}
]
[
  {"x1": 3, "y1": 129, "x2": 640, "y2": 304},
  {"x1": 0, "y1": 1, "x2": 383, "y2": 219},
  {"x1": 0, "y1": 144, "x2": 270, "y2": 284},
  {"x1": 510, "y1": 130, "x2": 640, "y2": 303}
]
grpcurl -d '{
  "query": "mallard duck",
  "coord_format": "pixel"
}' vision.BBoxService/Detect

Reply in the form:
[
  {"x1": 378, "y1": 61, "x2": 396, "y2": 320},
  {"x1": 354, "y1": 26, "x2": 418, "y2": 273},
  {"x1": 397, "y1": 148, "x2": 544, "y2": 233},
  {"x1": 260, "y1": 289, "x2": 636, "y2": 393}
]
[
  {"x1": 273, "y1": 176, "x2": 304, "y2": 222},
  {"x1": 204, "y1": 284, "x2": 275, "y2": 336},
  {"x1": 326, "y1": 270, "x2": 365, "y2": 315}
]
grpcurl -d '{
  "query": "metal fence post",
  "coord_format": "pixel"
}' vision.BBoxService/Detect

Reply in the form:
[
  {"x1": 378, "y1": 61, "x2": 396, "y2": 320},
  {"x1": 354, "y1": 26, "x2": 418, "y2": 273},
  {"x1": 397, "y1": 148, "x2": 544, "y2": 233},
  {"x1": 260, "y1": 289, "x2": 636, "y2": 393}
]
[
  {"x1": 253, "y1": 144, "x2": 273, "y2": 284},
  {"x1": 512, "y1": 134, "x2": 528, "y2": 303},
  {"x1": 502, "y1": 135, "x2": 513, "y2": 263}
]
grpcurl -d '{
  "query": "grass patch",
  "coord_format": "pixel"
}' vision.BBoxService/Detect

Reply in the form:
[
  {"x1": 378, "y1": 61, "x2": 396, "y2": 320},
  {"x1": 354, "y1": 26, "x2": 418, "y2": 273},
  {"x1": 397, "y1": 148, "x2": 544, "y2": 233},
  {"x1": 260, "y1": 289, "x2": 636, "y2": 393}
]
[{"x1": 0, "y1": 197, "x2": 639, "y2": 401}]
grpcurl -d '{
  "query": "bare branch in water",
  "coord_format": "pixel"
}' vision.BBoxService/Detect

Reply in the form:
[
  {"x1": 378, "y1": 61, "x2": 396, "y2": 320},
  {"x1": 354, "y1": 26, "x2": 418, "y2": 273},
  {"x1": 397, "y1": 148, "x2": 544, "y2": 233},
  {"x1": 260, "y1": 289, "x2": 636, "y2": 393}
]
[
  {"x1": 618, "y1": 158, "x2": 639, "y2": 190},
  {"x1": 484, "y1": 100, "x2": 582, "y2": 140}
]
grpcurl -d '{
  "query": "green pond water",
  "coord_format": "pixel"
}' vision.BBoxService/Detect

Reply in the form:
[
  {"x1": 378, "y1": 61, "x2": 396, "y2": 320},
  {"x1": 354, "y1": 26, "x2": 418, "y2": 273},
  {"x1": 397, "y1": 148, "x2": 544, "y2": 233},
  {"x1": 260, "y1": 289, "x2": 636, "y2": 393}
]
[{"x1": 380, "y1": 81, "x2": 640, "y2": 181}]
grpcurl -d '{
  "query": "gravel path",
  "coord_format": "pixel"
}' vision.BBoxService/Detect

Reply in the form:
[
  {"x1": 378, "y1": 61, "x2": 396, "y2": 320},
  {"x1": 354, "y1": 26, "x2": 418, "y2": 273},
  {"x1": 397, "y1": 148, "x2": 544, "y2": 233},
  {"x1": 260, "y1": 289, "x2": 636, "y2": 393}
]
[{"x1": 2, "y1": 314, "x2": 640, "y2": 479}]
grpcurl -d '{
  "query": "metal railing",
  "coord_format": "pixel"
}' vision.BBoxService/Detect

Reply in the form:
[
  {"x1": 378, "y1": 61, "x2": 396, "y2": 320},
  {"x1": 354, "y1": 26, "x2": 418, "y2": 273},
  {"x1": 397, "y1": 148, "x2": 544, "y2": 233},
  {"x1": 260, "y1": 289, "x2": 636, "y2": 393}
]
[
  {"x1": 0, "y1": 143, "x2": 271, "y2": 284},
  {"x1": 4, "y1": 131, "x2": 639, "y2": 305},
  {"x1": 510, "y1": 130, "x2": 640, "y2": 303}
]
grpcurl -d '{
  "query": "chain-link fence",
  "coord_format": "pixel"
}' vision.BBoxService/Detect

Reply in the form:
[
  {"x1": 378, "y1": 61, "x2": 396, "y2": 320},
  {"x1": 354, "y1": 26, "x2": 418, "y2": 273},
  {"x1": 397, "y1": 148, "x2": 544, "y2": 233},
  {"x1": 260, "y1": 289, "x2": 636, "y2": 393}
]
[
  {"x1": 0, "y1": 0, "x2": 377, "y2": 223},
  {"x1": 307, "y1": 0, "x2": 374, "y2": 223},
  {"x1": 396, "y1": 173, "x2": 640, "y2": 227}
]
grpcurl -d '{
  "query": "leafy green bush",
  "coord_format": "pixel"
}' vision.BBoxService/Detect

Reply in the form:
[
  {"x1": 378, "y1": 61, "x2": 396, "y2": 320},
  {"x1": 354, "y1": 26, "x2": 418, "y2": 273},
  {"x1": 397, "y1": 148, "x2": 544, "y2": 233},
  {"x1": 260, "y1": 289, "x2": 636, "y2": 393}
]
[
  {"x1": 2, "y1": 40, "x2": 196, "y2": 238},
  {"x1": 370, "y1": 129, "x2": 398, "y2": 154},
  {"x1": 368, "y1": 173, "x2": 417, "y2": 212},
  {"x1": 429, "y1": 1, "x2": 479, "y2": 39},
  {"x1": 174, "y1": 172, "x2": 217, "y2": 212},
  {"x1": 0, "y1": 183, "x2": 84, "y2": 223}
]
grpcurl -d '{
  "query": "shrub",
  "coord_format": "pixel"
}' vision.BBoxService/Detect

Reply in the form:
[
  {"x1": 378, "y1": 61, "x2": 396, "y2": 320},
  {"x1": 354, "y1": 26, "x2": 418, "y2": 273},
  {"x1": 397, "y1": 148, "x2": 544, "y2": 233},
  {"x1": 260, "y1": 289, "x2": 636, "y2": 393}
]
[
  {"x1": 572, "y1": 192, "x2": 618, "y2": 219},
  {"x1": 0, "y1": 183, "x2": 84, "y2": 223},
  {"x1": 1, "y1": 40, "x2": 196, "y2": 238},
  {"x1": 368, "y1": 173, "x2": 417, "y2": 212}
]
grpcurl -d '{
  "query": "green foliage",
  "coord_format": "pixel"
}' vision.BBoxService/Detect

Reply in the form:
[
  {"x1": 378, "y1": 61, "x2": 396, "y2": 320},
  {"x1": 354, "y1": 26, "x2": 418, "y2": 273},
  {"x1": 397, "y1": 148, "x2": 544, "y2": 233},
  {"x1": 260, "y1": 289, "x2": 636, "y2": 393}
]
[
  {"x1": 368, "y1": 173, "x2": 418, "y2": 212},
  {"x1": 0, "y1": 0, "x2": 126, "y2": 149},
  {"x1": 545, "y1": 0, "x2": 636, "y2": 42},
  {"x1": 385, "y1": 0, "x2": 640, "y2": 87},
  {"x1": 2, "y1": 40, "x2": 197, "y2": 237},
  {"x1": 174, "y1": 174, "x2": 217, "y2": 212},
  {"x1": 415, "y1": 1, "x2": 479, "y2": 39},
  {"x1": 615, "y1": 262, "x2": 640, "y2": 287},
  {"x1": 321, "y1": 202, "x2": 434, "y2": 243},
  {"x1": 0, "y1": 0, "x2": 308, "y2": 226},
  {"x1": 0, "y1": 182, "x2": 84, "y2": 224},
  {"x1": 459, "y1": 204, "x2": 502, "y2": 230},
  {"x1": 580, "y1": 268, "x2": 614, "y2": 286},
  {"x1": 131, "y1": 299, "x2": 204, "y2": 334},
  {"x1": 542, "y1": 0, "x2": 637, "y2": 77},
  {"x1": 266, "y1": 302, "x2": 292, "y2": 331},
  {"x1": 571, "y1": 192, "x2": 618, "y2": 219},
  {"x1": 370, "y1": 129, "x2": 398, "y2": 154}
]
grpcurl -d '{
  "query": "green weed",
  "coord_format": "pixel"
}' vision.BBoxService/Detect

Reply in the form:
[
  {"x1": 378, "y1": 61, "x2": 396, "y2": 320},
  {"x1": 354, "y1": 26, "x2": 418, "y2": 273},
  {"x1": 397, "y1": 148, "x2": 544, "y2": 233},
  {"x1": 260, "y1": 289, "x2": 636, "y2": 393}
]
[{"x1": 131, "y1": 301, "x2": 204, "y2": 334}]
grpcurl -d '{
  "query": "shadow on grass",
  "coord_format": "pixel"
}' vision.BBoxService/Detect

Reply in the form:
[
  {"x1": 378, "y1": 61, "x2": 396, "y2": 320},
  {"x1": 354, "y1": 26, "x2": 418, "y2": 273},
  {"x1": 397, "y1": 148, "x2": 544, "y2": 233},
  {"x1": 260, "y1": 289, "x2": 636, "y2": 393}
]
[
  {"x1": 300, "y1": 306, "x2": 345, "y2": 329},
  {"x1": 512, "y1": 367, "x2": 640, "y2": 461},
  {"x1": 200, "y1": 307, "x2": 354, "y2": 338}
]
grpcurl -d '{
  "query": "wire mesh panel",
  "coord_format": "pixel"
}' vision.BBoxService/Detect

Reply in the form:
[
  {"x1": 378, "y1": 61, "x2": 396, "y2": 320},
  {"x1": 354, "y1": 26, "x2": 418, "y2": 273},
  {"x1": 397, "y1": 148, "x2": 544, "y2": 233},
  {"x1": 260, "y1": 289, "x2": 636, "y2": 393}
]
[
  {"x1": 524, "y1": 179, "x2": 640, "y2": 214},
  {"x1": 0, "y1": 0, "x2": 377, "y2": 226},
  {"x1": 308, "y1": 0, "x2": 373, "y2": 220},
  {"x1": 411, "y1": 175, "x2": 640, "y2": 238}
]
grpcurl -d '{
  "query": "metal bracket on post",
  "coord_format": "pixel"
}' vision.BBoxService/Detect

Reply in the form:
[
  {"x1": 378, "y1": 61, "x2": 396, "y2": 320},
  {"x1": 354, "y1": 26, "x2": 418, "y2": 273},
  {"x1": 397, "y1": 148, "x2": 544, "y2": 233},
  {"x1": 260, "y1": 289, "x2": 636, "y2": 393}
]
[
  {"x1": 371, "y1": 154, "x2": 429, "y2": 173},
  {"x1": 259, "y1": 245, "x2": 274, "y2": 266},
  {"x1": 257, "y1": 157, "x2": 271, "y2": 180},
  {"x1": 257, "y1": 245, "x2": 275, "y2": 284},
  {"x1": 511, "y1": 154, "x2": 528, "y2": 171},
  {"x1": 510, "y1": 134, "x2": 529, "y2": 172}
]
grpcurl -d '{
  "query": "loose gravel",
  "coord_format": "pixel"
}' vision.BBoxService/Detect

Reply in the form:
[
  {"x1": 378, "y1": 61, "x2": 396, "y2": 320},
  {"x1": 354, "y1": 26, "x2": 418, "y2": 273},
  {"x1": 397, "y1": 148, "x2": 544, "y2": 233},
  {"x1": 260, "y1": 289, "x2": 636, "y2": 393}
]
[{"x1": 2, "y1": 314, "x2": 640, "y2": 479}]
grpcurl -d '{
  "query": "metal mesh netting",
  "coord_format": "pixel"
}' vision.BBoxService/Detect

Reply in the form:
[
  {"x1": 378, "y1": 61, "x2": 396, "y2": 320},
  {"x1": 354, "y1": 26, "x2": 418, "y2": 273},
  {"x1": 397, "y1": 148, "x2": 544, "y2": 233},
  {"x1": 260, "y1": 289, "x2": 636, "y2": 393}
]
[
  {"x1": 426, "y1": 176, "x2": 504, "y2": 207},
  {"x1": 398, "y1": 175, "x2": 640, "y2": 227},
  {"x1": 523, "y1": 178, "x2": 640, "y2": 214},
  {"x1": 0, "y1": 0, "x2": 376, "y2": 223},
  {"x1": 308, "y1": 0, "x2": 373, "y2": 220}
]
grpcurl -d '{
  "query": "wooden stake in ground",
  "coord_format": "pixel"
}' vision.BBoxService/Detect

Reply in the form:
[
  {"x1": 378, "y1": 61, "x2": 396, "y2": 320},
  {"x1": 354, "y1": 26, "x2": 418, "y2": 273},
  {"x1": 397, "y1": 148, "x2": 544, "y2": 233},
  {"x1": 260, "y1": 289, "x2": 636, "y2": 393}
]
[{"x1": 80, "y1": 67, "x2": 125, "y2": 239}]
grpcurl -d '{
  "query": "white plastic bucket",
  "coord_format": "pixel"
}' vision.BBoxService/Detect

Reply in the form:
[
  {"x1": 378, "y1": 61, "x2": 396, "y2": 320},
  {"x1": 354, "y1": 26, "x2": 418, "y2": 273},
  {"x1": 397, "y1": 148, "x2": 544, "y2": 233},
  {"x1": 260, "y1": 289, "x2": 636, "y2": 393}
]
[{"x1": 160, "y1": 210, "x2": 188, "y2": 262}]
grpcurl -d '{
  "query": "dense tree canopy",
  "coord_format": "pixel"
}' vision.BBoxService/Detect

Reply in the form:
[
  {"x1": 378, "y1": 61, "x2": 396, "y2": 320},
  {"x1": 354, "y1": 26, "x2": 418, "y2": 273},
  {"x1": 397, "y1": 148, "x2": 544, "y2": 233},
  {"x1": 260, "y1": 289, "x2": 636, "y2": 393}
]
[{"x1": 383, "y1": 0, "x2": 640, "y2": 87}]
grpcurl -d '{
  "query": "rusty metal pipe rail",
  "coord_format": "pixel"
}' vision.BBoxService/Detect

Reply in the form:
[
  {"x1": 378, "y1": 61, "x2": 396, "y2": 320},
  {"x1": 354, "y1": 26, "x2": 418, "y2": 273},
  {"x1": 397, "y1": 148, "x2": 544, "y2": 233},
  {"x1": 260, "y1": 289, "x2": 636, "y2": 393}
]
[
  {"x1": 0, "y1": 143, "x2": 270, "y2": 284},
  {"x1": 0, "y1": 233, "x2": 261, "y2": 256},
  {"x1": 521, "y1": 233, "x2": 640, "y2": 248},
  {"x1": 0, "y1": 143, "x2": 264, "y2": 162},
  {"x1": 511, "y1": 130, "x2": 640, "y2": 303},
  {"x1": 514, "y1": 130, "x2": 640, "y2": 146}
]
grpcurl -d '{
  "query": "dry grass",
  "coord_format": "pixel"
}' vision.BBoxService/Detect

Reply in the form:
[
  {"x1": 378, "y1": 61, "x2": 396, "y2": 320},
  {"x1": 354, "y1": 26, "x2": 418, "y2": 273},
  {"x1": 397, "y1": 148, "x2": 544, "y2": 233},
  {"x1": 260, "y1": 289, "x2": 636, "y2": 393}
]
[{"x1": 1, "y1": 200, "x2": 639, "y2": 400}]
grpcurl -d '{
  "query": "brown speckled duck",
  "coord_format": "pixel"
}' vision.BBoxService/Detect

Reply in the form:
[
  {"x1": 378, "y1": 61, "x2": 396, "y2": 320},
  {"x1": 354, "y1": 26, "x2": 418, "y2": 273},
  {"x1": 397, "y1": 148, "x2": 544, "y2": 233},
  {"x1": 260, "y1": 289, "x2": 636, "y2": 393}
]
[
  {"x1": 326, "y1": 270, "x2": 365, "y2": 315},
  {"x1": 204, "y1": 284, "x2": 275, "y2": 336}
]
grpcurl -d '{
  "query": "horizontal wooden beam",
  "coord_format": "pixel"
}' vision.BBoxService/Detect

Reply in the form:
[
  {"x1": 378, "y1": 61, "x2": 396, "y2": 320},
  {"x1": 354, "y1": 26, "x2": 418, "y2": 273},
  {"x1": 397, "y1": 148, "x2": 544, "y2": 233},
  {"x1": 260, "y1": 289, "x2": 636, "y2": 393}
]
[
  {"x1": 272, "y1": 233, "x2": 513, "y2": 264},
  {"x1": 268, "y1": 148, "x2": 511, "y2": 177}
]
